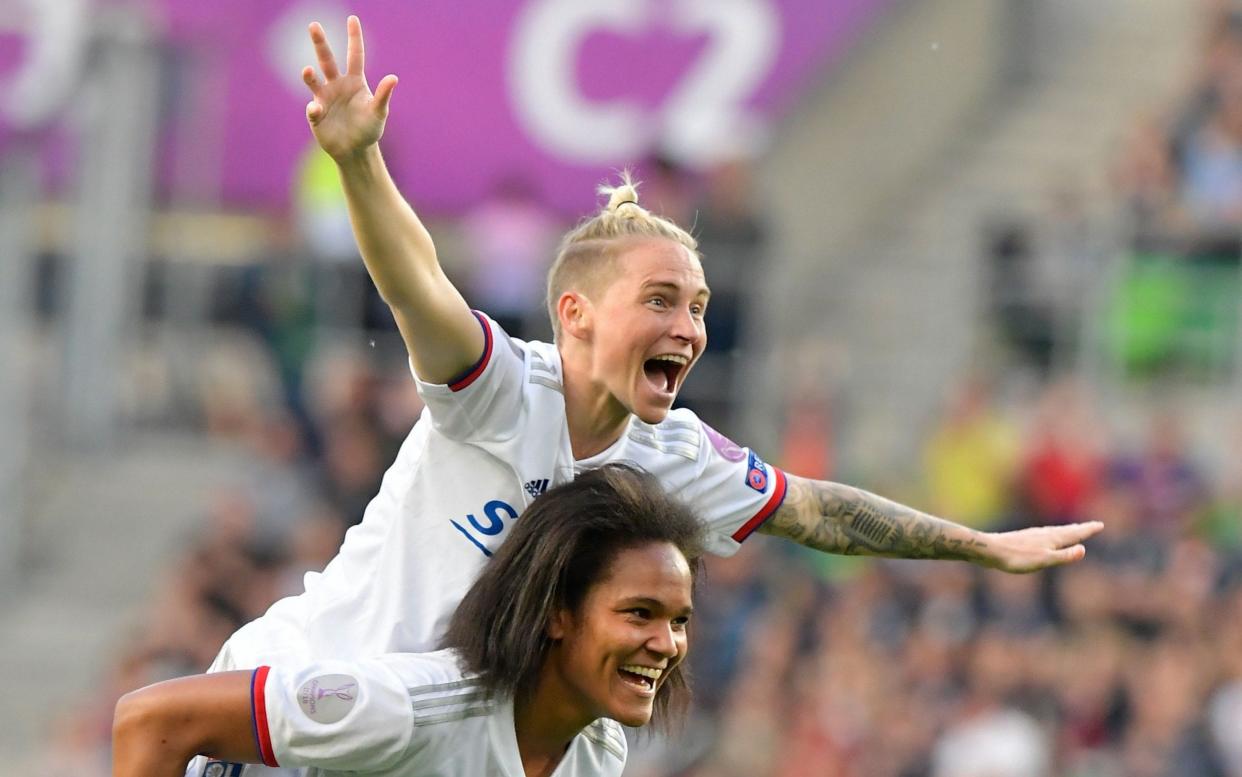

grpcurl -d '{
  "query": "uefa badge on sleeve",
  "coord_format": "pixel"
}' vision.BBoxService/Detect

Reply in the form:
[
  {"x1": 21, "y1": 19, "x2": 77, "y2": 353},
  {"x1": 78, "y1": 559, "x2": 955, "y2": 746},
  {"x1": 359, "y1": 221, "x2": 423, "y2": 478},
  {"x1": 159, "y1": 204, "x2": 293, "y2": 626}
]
[
  {"x1": 297, "y1": 674, "x2": 359, "y2": 724},
  {"x1": 745, "y1": 451, "x2": 769, "y2": 494}
]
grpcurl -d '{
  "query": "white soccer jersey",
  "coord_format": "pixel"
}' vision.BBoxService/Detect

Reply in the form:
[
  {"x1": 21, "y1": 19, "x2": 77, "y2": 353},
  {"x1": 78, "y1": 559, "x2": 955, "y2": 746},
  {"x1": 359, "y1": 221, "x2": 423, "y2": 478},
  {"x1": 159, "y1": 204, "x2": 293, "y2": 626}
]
[
  {"x1": 249, "y1": 649, "x2": 626, "y2": 777},
  {"x1": 217, "y1": 312, "x2": 786, "y2": 668}
]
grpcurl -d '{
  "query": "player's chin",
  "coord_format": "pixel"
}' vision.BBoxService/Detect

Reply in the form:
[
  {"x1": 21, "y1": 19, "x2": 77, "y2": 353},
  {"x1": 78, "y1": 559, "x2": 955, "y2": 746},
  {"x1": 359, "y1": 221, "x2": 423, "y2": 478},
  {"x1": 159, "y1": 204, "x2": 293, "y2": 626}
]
[
  {"x1": 631, "y1": 389, "x2": 677, "y2": 424},
  {"x1": 610, "y1": 700, "x2": 656, "y2": 728},
  {"x1": 634, "y1": 403, "x2": 672, "y2": 425}
]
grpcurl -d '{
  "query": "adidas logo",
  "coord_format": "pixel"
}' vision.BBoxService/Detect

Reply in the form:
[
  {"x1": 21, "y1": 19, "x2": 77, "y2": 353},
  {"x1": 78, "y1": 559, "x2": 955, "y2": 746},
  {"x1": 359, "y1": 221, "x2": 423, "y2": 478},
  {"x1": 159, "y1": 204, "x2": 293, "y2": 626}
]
[{"x1": 524, "y1": 479, "x2": 549, "y2": 498}]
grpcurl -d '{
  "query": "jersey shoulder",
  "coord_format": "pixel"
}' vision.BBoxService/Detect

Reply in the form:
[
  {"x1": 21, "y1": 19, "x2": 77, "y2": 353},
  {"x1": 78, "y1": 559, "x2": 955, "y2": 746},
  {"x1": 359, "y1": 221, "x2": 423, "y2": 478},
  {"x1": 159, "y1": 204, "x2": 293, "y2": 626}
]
[
  {"x1": 579, "y1": 718, "x2": 627, "y2": 765},
  {"x1": 627, "y1": 408, "x2": 703, "y2": 462},
  {"x1": 373, "y1": 650, "x2": 486, "y2": 708},
  {"x1": 522, "y1": 338, "x2": 564, "y2": 396},
  {"x1": 374, "y1": 650, "x2": 495, "y2": 743}
]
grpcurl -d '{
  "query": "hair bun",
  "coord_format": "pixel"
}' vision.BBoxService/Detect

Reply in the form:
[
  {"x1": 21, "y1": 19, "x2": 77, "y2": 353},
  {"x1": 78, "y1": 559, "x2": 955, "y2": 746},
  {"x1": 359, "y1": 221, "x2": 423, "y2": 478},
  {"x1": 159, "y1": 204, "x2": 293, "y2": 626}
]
[{"x1": 598, "y1": 171, "x2": 642, "y2": 214}]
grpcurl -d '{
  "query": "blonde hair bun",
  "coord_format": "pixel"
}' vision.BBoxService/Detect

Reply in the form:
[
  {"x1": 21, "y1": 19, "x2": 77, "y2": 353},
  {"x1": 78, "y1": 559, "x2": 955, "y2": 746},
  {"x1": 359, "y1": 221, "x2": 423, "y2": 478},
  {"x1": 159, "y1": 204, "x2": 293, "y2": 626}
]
[{"x1": 598, "y1": 170, "x2": 643, "y2": 214}]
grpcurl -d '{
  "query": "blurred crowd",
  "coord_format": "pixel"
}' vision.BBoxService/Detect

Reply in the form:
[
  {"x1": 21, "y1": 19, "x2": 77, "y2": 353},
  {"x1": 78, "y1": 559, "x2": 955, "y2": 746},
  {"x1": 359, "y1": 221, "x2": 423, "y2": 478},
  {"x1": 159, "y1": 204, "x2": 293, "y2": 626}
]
[
  {"x1": 38, "y1": 316, "x2": 1242, "y2": 777},
  {"x1": 1115, "y1": 3, "x2": 1242, "y2": 247},
  {"x1": 988, "y1": 3, "x2": 1242, "y2": 380},
  {"x1": 34, "y1": 203, "x2": 1242, "y2": 777}
]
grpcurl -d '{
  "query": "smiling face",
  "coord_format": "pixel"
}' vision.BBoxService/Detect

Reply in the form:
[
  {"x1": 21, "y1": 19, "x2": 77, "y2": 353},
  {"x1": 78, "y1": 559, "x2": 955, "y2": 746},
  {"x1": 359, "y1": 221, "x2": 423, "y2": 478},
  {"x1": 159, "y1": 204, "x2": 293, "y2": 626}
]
[
  {"x1": 583, "y1": 238, "x2": 709, "y2": 424},
  {"x1": 546, "y1": 541, "x2": 694, "y2": 728}
]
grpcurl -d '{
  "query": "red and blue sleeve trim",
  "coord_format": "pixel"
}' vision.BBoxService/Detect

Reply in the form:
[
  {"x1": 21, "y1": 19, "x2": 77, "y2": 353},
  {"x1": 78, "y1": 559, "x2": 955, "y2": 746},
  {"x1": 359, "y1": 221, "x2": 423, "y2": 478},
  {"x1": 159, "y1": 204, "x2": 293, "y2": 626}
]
[
  {"x1": 250, "y1": 666, "x2": 278, "y2": 768},
  {"x1": 447, "y1": 311, "x2": 493, "y2": 392},
  {"x1": 731, "y1": 467, "x2": 787, "y2": 542}
]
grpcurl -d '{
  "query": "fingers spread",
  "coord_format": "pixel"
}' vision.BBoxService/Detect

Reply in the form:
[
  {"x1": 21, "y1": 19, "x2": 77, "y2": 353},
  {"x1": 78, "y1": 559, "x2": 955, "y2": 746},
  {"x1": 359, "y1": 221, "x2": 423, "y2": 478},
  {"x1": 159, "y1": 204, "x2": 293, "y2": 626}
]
[
  {"x1": 346, "y1": 15, "x2": 364, "y2": 77},
  {"x1": 373, "y1": 74, "x2": 397, "y2": 116},
  {"x1": 308, "y1": 21, "x2": 340, "y2": 80},
  {"x1": 302, "y1": 66, "x2": 321, "y2": 96}
]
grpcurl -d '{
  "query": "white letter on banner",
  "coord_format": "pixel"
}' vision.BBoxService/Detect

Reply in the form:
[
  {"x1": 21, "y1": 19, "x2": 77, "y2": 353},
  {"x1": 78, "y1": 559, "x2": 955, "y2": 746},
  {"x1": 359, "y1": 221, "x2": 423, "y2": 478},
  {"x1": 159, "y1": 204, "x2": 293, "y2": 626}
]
[
  {"x1": 661, "y1": 0, "x2": 779, "y2": 164},
  {"x1": 4, "y1": 0, "x2": 89, "y2": 128},
  {"x1": 508, "y1": 0, "x2": 648, "y2": 163}
]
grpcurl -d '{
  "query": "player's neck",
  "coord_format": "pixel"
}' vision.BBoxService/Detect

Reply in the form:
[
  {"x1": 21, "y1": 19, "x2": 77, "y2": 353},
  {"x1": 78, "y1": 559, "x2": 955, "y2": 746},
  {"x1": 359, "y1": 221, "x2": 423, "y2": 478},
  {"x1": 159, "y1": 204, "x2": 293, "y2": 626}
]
[
  {"x1": 560, "y1": 352, "x2": 630, "y2": 460},
  {"x1": 512, "y1": 685, "x2": 583, "y2": 777}
]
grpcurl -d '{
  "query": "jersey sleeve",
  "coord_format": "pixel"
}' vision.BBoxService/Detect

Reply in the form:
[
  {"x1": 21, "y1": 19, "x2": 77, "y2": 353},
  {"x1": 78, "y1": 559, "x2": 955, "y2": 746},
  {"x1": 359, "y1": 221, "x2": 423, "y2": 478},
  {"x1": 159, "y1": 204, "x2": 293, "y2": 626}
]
[
  {"x1": 411, "y1": 311, "x2": 526, "y2": 442},
  {"x1": 685, "y1": 421, "x2": 788, "y2": 556},
  {"x1": 253, "y1": 658, "x2": 415, "y2": 772}
]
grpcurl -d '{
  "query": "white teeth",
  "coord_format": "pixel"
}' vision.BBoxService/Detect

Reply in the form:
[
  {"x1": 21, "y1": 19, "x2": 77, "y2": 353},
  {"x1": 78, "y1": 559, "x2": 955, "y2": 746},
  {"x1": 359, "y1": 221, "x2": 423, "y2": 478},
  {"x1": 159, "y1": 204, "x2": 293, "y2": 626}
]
[
  {"x1": 620, "y1": 665, "x2": 663, "y2": 681},
  {"x1": 650, "y1": 354, "x2": 688, "y2": 366}
]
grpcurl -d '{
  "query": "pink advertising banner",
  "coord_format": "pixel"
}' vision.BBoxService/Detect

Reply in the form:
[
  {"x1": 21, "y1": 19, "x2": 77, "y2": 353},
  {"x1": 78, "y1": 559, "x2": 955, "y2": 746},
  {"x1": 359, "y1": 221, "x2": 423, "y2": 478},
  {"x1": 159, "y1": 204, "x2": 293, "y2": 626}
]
[{"x1": 1, "y1": 0, "x2": 894, "y2": 214}]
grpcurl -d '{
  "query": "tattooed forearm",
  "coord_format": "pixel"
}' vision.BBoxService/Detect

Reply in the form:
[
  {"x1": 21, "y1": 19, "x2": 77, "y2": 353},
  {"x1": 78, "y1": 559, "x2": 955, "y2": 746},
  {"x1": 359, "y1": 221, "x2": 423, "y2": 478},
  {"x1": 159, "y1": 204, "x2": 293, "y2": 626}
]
[{"x1": 760, "y1": 476, "x2": 992, "y2": 563}]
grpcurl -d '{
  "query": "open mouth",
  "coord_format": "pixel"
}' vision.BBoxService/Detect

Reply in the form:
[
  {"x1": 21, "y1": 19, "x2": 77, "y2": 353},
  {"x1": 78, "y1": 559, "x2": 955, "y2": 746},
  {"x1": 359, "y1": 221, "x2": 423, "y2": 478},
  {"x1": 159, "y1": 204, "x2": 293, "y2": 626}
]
[
  {"x1": 642, "y1": 355, "x2": 688, "y2": 396},
  {"x1": 618, "y1": 664, "x2": 662, "y2": 693}
]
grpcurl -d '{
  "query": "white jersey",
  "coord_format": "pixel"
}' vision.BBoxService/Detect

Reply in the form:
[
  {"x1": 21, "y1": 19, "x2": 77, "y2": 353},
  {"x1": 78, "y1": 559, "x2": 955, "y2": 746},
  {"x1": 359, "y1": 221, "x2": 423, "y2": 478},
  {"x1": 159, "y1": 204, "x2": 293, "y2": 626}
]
[
  {"x1": 218, "y1": 312, "x2": 786, "y2": 667},
  {"x1": 250, "y1": 649, "x2": 626, "y2": 777}
]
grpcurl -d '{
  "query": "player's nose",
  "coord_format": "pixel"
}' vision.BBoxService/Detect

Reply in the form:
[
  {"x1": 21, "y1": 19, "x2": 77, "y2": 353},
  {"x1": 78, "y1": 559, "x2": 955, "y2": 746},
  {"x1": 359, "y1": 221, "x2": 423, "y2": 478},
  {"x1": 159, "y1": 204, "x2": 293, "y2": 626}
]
[
  {"x1": 644, "y1": 621, "x2": 679, "y2": 658},
  {"x1": 668, "y1": 305, "x2": 700, "y2": 343}
]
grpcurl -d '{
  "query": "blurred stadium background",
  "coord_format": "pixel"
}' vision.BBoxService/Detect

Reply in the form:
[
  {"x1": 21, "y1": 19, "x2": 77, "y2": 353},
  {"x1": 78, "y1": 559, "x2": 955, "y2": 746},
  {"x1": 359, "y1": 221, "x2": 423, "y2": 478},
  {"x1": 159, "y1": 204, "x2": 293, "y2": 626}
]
[{"x1": 3, "y1": 0, "x2": 1242, "y2": 775}]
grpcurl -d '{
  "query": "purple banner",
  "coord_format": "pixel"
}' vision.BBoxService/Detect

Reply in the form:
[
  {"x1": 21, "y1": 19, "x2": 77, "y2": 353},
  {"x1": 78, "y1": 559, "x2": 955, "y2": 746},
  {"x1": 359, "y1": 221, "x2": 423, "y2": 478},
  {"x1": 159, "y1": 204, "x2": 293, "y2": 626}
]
[{"x1": 2, "y1": 0, "x2": 895, "y2": 214}]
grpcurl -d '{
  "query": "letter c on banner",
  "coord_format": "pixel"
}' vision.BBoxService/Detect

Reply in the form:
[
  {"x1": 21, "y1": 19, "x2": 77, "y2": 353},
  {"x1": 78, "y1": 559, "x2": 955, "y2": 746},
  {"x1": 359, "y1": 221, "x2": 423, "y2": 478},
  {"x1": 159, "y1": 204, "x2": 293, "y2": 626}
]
[{"x1": 508, "y1": 0, "x2": 648, "y2": 163}]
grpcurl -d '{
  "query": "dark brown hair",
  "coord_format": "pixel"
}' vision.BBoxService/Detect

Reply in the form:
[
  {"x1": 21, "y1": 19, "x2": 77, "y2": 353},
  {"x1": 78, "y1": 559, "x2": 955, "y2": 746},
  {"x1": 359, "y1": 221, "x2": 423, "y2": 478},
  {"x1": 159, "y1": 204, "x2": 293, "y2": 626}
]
[{"x1": 440, "y1": 463, "x2": 705, "y2": 730}]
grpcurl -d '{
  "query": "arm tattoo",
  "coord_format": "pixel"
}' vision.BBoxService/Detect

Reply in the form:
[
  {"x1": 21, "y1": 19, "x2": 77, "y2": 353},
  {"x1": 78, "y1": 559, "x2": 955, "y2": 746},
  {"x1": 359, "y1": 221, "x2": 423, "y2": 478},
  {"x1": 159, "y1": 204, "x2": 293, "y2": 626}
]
[{"x1": 759, "y1": 477, "x2": 990, "y2": 563}]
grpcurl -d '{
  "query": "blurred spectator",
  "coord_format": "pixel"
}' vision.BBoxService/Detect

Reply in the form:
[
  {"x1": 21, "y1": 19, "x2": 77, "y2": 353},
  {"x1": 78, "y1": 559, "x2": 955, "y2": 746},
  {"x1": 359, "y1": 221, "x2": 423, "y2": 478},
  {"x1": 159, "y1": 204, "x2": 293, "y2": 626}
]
[
  {"x1": 1109, "y1": 409, "x2": 1208, "y2": 538},
  {"x1": 696, "y1": 156, "x2": 769, "y2": 354},
  {"x1": 922, "y1": 377, "x2": 1021, "y2": 530},
  {"x1": 1019, "y1": 381, "x2": 1106, "y2": 526},
  {"x1": 640, "y1": 153, "x2": 697, "y2": 229},
  {"x1": 930, "y1": 631, "x2": 1052, "y2": 777},
  {"x1": 459, "y1": 176, "x2": 561, "y2": 340},
  {"x1": 984, "y1": 219, "x2": 1059, "y2": 371},
  {"x1": 1113, "y1": 114, "x2": 1184, "y2": 238},
  {"x1": 679, "y1": 155, "x2": 771, "y2": 430},
  {"x1": 234, "y1": 219, "x2": 320, "y2": 452},
  {"x1": 1179, "y1": 57, "x2": 1242, "y2": 233},
  {"x1": 294, "y1": 145, "x2": 370, "y2": 329}
]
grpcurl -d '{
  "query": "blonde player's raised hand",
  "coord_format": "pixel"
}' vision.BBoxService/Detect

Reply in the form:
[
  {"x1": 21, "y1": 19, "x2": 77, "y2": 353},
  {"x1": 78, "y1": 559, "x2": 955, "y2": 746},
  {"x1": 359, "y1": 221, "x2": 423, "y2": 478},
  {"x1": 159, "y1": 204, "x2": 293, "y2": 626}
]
[{"x1": 302, "y1": 15, "x2": 397, "y2": 161}]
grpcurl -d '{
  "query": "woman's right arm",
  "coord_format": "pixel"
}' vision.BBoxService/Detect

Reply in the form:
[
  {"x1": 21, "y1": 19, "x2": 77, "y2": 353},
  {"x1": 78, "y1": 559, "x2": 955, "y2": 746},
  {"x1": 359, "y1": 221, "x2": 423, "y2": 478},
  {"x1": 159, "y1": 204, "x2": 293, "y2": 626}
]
[
  {"x1": 112, "y1": 671, "x2": 258, "y2": 777},
  {"x1": 304, "y1": 16, "x2": 483, "y2": 384}
]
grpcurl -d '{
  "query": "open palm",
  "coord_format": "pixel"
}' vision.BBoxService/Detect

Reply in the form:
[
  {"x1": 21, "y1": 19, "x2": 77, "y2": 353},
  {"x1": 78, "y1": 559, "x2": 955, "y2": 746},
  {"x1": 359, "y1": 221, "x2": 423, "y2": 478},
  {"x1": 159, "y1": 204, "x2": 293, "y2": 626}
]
[{"x1": 302, "y1": 15, "x2": 397, "y2": 161}]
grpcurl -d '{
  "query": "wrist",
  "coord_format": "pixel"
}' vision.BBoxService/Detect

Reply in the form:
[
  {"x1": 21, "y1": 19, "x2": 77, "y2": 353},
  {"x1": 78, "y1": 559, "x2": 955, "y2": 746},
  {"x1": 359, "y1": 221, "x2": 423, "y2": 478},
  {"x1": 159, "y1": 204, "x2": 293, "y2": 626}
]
[
  {"x1": 334, "y1": 143, "x2": 384, "y2": 175},
  {"x1": 968, "y1": 528, "x2": 1001, "y2": 567}
]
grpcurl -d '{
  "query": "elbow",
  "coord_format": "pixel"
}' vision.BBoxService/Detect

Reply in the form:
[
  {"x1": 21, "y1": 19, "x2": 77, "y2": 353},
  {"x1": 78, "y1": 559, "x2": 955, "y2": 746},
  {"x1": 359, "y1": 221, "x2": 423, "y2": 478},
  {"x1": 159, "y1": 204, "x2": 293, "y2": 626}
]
[
  {"x1": 112, "y1": 686, "x2": 199, "y2": 771},
  {"x1": 112, "y1": 689, "x2": 147, "y2": 748}
]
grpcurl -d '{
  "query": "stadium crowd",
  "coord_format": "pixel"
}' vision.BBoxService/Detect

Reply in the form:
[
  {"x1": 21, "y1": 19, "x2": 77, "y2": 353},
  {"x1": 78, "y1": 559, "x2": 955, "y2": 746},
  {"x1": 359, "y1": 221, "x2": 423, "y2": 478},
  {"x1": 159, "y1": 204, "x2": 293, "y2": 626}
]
[
  {"x1": 38, "y1": 299, "x2": 1242, "y2": 777},
  {"x1": 36, "y1": 225, "x2": 1242, "y2": 777}
]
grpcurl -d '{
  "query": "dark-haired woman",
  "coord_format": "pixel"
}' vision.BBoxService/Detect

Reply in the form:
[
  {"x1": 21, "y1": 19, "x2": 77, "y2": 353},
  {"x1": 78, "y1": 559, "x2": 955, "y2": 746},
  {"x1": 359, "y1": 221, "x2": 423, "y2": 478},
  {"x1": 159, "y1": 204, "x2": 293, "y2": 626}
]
[{"x1": 114, "y1": 465, "x2": 703, "y2": 777}]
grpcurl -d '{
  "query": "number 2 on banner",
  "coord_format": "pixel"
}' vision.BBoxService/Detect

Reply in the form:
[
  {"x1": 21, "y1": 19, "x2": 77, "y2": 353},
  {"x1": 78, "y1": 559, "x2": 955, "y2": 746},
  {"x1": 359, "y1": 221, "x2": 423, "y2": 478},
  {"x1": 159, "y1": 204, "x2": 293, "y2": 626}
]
[{"x1": 508, "y1": 0, "x2": 779, "y2": 164}]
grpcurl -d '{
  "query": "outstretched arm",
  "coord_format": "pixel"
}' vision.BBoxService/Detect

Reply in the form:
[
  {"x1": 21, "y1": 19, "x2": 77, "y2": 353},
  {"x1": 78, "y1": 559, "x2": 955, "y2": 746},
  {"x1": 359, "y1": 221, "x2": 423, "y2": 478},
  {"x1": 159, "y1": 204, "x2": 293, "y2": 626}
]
[
  {"x1": 303, "y1": 16, "x2": 482, "y2": 384},
  {"x1": 758, "y1": 474, "x2": 1103, "y2": 573},
  {"x1": 112, "y1": 672, "x2": 258, "y2": 777}
]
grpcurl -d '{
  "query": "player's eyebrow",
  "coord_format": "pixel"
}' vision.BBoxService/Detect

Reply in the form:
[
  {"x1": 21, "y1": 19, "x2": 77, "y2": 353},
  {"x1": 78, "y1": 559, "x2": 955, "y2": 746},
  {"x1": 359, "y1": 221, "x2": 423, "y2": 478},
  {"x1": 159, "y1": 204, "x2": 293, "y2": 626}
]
[
  {"x1": 620, "y1": 596, "x2": 694, "y2": 617},
  {"x1": 641, "y1": 280, "x2": 711, "y2": 301}
]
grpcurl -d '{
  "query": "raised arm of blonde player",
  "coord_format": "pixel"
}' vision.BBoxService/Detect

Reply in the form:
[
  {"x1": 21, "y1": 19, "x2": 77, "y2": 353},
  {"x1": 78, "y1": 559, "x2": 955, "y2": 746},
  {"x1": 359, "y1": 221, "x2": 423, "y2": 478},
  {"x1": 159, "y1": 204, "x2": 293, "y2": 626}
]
[
  {"x1": 112, "y1": 672, "x2": 257, "y2": 777},
  {"x1": 302, "y1": 15, "x2": 482, "y2": 384},
  {"x1": 760, "y1": 474, "x2": 1104, "y2": 573}
]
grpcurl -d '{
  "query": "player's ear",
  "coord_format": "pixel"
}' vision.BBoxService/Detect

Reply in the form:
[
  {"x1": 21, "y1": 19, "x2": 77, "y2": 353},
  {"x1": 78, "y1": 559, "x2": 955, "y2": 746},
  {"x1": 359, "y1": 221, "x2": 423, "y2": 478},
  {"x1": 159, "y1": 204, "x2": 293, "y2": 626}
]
[
  {"x1": 557, "y1": 291, "x2": 593, "y2": 341},
  {"x1": 547, "y1": 607, "x2": 572, "y2": 641}
]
